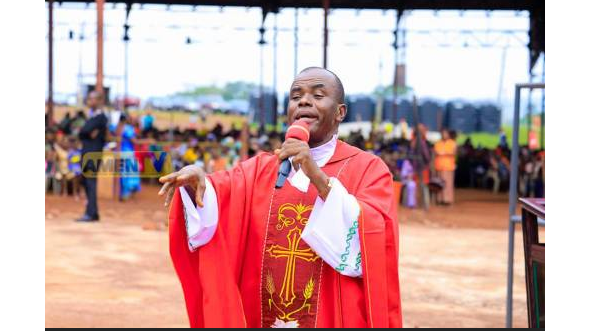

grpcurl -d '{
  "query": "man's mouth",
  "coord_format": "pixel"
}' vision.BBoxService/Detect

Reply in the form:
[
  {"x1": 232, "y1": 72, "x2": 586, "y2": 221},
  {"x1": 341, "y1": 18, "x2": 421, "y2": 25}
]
[{"x1": 294, "y1": 112, "x2": 318, "y2": 123}]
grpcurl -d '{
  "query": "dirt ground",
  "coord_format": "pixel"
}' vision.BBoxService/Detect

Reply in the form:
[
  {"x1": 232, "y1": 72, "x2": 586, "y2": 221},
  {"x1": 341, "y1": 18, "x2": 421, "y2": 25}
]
[{"x1": 45, "y1": 186, "x2": 542, "y2": 328}]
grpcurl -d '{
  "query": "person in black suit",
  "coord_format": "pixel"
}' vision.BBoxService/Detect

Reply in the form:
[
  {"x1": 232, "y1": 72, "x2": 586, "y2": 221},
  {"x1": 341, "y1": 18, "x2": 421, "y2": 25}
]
[{"x1": 76, "y1": 91, "x2": 108, "y2": 222}]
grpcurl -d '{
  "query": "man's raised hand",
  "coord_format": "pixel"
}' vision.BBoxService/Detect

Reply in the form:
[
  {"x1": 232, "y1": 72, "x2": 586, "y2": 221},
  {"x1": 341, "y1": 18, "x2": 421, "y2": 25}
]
[{"x1": 158, "y1": 165, "x2": 207, "y2": 208}]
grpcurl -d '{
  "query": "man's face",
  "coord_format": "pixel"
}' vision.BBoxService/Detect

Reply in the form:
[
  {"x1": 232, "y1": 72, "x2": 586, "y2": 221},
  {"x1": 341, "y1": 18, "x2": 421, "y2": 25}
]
[
  {"x1": 87, "y1": 91, "x2": 102, "y2": 109},
  {"x1": 287, "y1": 69, "x2": 346, "y2": 147}
]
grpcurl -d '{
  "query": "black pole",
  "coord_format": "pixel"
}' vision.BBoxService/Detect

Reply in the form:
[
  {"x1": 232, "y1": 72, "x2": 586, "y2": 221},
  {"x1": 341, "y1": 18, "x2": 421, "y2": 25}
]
[
  {"x1": 258, "y1": 10, "x2": 267, "y2": 131},
  {"x1": 48, "y1": 0, "x2": 54, "y2": 126},
  {"x1": 392, "y1": 10, "x2": 403, "y2": 123},
  {"x1": 123, "y1": 2, "x2": 131, "y2": 112},
  {"x1": 273, "y1": 13, "x2": 278, "y2": 128},
  {"x1": 322, "y1": 0, "x2": 329, "y2": 68},
  {"x1": 294, "y1": 8, "x2": 299, "y2": 78},
  {"x1": 540, "y1": 53, "x2": 545, "y2": 148}
]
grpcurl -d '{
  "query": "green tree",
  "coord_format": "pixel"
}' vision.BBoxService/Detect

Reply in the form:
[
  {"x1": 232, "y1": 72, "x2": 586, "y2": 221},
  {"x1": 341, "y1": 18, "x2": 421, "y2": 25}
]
[
  {"x1": 178, "y1": 85, "x2": 223, "y2": 97},
  {"x1": 222, "y1": 81, "x2": 258, "y2": 100},
  {"x1": 372, "y1": 84, "x2": 413, "y2": 98},
  {"x1": 176, "y1": 81, "x2": 258, "y2": 101}
]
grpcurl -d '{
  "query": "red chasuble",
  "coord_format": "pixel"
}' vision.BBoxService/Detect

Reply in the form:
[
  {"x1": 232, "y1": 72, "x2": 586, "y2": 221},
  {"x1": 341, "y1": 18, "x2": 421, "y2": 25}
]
[{"x1": 168, "y1": 140, "x2": 402, "y2": 328}]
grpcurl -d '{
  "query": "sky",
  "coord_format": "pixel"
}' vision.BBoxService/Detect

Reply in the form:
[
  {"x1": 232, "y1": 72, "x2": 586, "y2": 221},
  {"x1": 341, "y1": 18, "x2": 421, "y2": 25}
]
[{"x1": 45, "y1": 3, "x2": 545, "y2": 122}]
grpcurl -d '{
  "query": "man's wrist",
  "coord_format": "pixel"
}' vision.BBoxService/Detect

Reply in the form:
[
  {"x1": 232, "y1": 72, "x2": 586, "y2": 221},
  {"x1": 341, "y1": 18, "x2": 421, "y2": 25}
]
[{"x1": 311, "y1": 170, "x2": 331, "y2": 200}]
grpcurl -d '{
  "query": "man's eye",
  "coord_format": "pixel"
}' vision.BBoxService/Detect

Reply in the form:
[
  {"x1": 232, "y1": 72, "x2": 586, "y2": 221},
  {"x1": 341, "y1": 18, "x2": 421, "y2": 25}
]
[
  {"x1": 291, "y1": 96, "x2": 300, "y2": 100},
  {"x1": 314, "y1": 95, "x2": 323, "y2": 99}
]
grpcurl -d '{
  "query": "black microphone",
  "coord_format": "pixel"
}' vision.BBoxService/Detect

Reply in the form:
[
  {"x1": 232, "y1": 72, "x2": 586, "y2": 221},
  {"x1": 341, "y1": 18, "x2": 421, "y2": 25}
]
[{"x1": 275, "y1": 120, "x2": 310, "y2": 189}]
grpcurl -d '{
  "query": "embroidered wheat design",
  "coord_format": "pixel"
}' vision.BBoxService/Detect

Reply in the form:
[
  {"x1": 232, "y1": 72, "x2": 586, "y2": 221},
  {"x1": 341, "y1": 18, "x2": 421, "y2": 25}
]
[
  {"x1": 303, "y1": 277, "x2": 315, "y2": 300},
  {"x1": 266, "y1": 270, "x2": 276, "y2": 295}
]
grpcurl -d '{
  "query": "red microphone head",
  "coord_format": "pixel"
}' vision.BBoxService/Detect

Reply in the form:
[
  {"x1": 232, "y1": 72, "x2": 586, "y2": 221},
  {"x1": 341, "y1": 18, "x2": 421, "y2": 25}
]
[{"x1": 285, "y1": 120, "x2": 310, "y2": 142}]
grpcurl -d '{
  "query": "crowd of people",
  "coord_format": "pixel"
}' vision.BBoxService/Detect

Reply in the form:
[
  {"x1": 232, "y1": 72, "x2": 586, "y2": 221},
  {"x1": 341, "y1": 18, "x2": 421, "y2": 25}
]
[{"x1": 46, "y1": 103, "x2": 545, "y2": 212}]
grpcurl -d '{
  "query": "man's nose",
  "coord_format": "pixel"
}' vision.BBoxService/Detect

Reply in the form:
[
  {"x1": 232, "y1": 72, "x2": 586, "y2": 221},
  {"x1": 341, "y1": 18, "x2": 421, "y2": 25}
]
[{"x1": 298, "y1": 94, "x2": 313, "y2": 107}]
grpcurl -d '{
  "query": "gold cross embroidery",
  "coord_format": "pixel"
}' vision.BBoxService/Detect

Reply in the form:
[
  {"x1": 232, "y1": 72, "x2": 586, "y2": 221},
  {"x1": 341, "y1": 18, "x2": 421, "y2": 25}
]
[
  {"x1": 267, "y1": 227, "x2": 319, "y2": 307},
  {"x1": 277, "y1": 202, "x2": 314, "y2": 231}
]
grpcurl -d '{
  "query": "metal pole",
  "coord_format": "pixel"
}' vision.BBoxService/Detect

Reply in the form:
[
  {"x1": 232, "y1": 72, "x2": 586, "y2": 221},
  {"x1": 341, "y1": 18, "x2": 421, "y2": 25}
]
[
  {"x1": 48, "y1": 0, "x2": 54, "y2": 126},
  {"x1": 322, "y1": 0, "x2": 329, "y2": 69},
  {"x1": 392, "y1": 10, "x2": 403, "y2": 122},
  {"x1": 497, "y1": 45, "x2": 508, "y2": 108},
  {"x1": 505, "y1": 84, "x2": 522, "y2": 328},
  {"x1": 273, "y1": 13, "x2": 278, "y2": 127},
  {"x1": 540, "y1": 54, "x2": 545, "y2": 148},
  {"x1": 124, "y1": 41, "x2": 129, "y2": 111},
  {"x1": 258, "y1": 11, "x2": 266, "y2": 131},
  {"x1": 96, "y1": 0, "x2": 104, "y2": 95},
  {"x1": 506, "y1": 83, "x2": 544, "y2": 328},
  {"x1": 124, "y1": 3, "x2": 131, "y2": 112},
  {"x1": 77, "y1": 22, "x2": 85, "y2": 108},
  {"x1": 527, "y1": 72, "x2": 534, "y2": 135},
  {"x1": 259, "y1": 44, "x2": 265, "y2": 131},
  {"x1": 294, "y1": 8, "x2": 298, "y2": 78}
]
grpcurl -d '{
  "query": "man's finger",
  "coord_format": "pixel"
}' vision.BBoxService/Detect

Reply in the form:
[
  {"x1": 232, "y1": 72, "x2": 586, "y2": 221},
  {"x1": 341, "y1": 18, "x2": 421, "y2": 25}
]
[
  {"x1": 195, "y1": 175, "x2": 206, "y2": 208},
  {"x1": 158, "y1": 181, "x2": 172, "y2": 196},
  {"x1": 196, "y1": 185, "x2": 205, "y2": 208},
  {"x1": 176, "y1": 173, "x2": 197, "y2": 187},
  {"x1": 164, "y1": 186, "x2": 175, "y2": 207},
  {"x1": 159, "y1": 172, "x2": 179, "y2": 184},
  {"x1": 278, "y1": 145, "x2": 302, "y2": 161}
]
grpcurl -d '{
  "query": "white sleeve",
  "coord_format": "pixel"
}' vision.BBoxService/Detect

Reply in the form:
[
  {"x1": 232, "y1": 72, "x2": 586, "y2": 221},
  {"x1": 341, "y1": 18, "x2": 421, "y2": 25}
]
[
  {"x1": 301, "y1": 177, "x2": 362, "y2": 278},
  {"x1": 178, "y1": 178, "x2": 219, "y2": 252}
]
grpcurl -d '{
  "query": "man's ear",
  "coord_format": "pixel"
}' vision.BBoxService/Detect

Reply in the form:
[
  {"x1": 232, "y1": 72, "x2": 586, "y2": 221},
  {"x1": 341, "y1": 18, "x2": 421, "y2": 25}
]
[{"x1": 336, "y1": 104, "x2": 347, "y2": 123}]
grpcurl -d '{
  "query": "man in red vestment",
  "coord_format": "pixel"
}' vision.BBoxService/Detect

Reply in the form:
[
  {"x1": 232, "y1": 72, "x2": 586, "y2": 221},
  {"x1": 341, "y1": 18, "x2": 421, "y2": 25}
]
[{"x1": 159, "y1": 67, "x2": 402, "y2": 328}]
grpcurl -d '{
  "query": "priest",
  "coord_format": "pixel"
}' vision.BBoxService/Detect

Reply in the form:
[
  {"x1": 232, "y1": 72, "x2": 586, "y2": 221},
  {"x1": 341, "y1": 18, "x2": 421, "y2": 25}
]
[{"x1": 159, "y1": 67, "x2": 402, "y2": 328}]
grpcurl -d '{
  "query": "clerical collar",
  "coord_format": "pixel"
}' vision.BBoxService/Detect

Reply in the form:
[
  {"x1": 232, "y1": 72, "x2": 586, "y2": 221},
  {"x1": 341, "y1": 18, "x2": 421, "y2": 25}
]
[
  {"x1": 89, "y1": 108, "x2": 104, "y2": 117},
  {"x1": 310, "y1": 134, "x2": 338, "y2": 168}
]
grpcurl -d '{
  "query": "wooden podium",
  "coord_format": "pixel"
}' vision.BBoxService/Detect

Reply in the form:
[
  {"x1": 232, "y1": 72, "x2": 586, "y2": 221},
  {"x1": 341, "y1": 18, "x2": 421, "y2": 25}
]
[
  {"x1": 98, "y1": 176, "x2": 118, "y2": 200},
  {"x1": 97, "y1": 152, "x2": 119, "y2": 200},
  {"x1": 519, "y1": 198, "x2": 545, "y2": 328}
]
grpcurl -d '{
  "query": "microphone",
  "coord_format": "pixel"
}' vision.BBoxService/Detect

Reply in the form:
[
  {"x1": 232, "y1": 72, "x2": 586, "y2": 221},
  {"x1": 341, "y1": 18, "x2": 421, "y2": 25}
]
[{"x1": 275, "y1": 120, "x2": 310, "y2": 189}]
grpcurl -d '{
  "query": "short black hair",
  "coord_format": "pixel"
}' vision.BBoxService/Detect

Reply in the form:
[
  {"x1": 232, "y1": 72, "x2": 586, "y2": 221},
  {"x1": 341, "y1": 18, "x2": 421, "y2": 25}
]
[{"x1": 299, "y1": 67, "x2": 345, "y2": 104}]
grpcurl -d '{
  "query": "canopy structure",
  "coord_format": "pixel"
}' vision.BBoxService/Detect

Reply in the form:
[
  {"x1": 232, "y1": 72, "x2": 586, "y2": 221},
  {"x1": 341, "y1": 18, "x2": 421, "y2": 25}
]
[{"x1": 46, "y1": 0, "x2": 544, "y2": 129}]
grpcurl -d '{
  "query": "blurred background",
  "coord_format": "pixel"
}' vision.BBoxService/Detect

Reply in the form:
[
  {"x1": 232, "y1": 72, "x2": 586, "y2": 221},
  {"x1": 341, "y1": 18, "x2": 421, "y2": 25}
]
[{"x1": 44, "y1": 0, "x2": 545, "y2": 328}]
